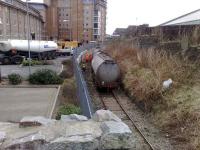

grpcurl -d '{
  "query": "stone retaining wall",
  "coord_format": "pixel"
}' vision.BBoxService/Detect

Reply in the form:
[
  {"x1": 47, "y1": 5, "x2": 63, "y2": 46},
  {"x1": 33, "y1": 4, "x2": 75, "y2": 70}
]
[{"x1": 0, "y1": 110, "x2": 135, "y2": 150}]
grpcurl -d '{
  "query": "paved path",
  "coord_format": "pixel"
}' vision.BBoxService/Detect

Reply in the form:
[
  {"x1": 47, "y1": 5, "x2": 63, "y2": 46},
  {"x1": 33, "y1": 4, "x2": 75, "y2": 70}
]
[
  {"x1": 0, "y1": 87, "x2": 59, "y2": 122},
  {"x1": 0, "y1": 57, "x2": 70, "y2": 79}
]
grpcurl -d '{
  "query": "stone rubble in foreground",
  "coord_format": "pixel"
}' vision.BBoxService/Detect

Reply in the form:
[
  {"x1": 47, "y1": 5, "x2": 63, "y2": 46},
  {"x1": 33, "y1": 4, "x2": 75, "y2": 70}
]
[{"x1": 0, "y1": 110, "x2": 135, "y2": 150}]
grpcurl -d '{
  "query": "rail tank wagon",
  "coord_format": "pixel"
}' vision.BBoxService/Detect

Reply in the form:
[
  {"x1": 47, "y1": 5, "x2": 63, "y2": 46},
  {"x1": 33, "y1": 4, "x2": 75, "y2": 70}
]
[{"x1": 91, "y1": 51, "x2": 121, "y2": 88}]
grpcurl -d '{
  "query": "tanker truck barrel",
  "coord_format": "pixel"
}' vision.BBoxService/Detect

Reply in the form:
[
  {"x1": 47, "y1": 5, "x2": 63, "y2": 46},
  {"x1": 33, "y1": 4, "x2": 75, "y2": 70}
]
[{"x1": 0, "y1": 40, "x2": 58, "y2": 64}]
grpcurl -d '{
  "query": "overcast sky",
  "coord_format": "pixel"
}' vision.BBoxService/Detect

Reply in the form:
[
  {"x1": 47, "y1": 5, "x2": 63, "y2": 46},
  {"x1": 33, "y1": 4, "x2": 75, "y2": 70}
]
[
  {"x1": 24, "y1": 0, "x2": 200, "y2": 34},
  {"x1": 107, "y1": 0, "x2": 200, "y2": 34}
]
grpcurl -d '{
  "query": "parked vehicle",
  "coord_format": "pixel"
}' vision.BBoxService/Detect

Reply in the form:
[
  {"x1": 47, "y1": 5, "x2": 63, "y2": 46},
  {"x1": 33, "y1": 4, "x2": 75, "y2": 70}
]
[
  {"x1": 0, "y1": 40, "x2": 58, "y2": 64},
  {"x1": 57, "y1": 41, "x2": 78, "y2": 56}
]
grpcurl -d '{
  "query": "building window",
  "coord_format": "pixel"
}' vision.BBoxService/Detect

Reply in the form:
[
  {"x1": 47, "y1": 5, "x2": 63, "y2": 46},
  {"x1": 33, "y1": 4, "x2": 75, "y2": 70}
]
[
  {"x1": 6, "y1": 18, "x2": 9, "y2": 25},
  {"x1": 94, "y1": 35, "x2": 98, "y2": 39},
  {"x1": 94, "y1": 23, "x2": 98, "y2": 28},
  {"x1": 0, "y1": 30, "x2": 3, "y2": 36}
]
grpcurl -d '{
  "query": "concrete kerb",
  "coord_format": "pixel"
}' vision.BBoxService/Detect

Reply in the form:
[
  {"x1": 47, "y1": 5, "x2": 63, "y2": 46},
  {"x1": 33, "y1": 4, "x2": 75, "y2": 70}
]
[
  {"x1": 58, "y1": 64, "x2": 64, "y2": 75},
  {"x1": 49, "y1": 85, "x2": 61, "y2": 119}
]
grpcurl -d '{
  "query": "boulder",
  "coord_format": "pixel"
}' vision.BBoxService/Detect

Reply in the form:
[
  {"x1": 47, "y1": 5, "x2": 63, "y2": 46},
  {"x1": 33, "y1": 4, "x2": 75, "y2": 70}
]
[
  {"x1": 20, "y1": 116, "x2": 56, "y2": 127},
  {"x1": 0, "y1": 110, "x2": 136, "y2": 150},
  {"x1": 46, "y1": 135, "x2": 99, "y2": 150},
  {"x1": 100, "y1": 121, "x2": 135, "y2": 149},
  {"x1": 92, "y1": 110, "x2": 122, "y2": 122},
  {"x1": 3, "y1": 133, "x2": 46, "y2": 150},
  {"x1": 61, "y1": 114, "x2": 88, "y2": 122},
  {"x1": 0, "y1": 131, "x2": 6, "y2": 143},
  {"x1": 65, "y1": 121, "x2": 102, "y2": 139}
]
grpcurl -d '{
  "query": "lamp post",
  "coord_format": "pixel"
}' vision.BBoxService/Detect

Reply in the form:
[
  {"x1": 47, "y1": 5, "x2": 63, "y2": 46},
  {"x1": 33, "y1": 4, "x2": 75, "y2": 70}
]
[{"x1": 26, "y1": 0, "x2": 31, "y2": 75}]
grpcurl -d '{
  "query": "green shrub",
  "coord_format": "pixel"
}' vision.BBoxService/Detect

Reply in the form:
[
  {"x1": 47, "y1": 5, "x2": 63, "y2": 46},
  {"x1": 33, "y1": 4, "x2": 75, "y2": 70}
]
[
  {"x1": 22, "y1": 60, "x2": 43, "y2": 66},
  {"x1": 56, "y1": 104, "x2": 81, "y2": 120},
  {"x1": 8, "y1": 73, "x2": 22, "y2": 85},
  {"x1": 29, "y1": 69, "x2": 63, "y2": 85}
]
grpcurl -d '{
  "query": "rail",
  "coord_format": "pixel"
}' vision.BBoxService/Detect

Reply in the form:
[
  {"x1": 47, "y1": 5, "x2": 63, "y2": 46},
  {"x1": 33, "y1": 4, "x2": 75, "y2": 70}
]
[{"x1": 99, "y1": 90, "x2": 155, "y2": 150}]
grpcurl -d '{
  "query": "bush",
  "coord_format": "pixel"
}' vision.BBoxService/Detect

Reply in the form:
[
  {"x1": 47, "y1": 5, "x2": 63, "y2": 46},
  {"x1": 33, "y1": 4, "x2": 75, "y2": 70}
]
[
  {"x1": 56, "y1": 104, "x2": 81, "y2": 120},
  {"x1": 22, "y1": 60, "x2": 43, "y2": 66},
  {"x1": 29, "y1": 69, "x2": 63, "y2": 85},
  {"x1": 8, "y1": 73, "x2": 22, "y2": 85}
]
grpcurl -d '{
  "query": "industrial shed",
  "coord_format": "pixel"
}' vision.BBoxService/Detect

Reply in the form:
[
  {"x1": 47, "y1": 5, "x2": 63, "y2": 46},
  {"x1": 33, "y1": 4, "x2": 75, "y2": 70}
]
[{"x1": 160, "y1": 9, "x2": 200, "y2": 26}]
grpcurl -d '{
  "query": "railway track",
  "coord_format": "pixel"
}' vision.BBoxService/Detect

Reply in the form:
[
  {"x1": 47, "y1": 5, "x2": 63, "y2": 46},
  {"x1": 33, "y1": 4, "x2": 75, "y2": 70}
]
[{"x1": 99, "y1": 90, "x2": 156, "y2": 150}]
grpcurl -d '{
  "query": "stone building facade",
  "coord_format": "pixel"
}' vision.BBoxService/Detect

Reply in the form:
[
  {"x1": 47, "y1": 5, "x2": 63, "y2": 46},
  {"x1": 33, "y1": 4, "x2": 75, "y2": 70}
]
[
  {"x1": 28, "y1": 2, "x2": 48, "y2": 39},
  {"x1": 0, "y1": 0, "x2": 43, "y2": 40}
]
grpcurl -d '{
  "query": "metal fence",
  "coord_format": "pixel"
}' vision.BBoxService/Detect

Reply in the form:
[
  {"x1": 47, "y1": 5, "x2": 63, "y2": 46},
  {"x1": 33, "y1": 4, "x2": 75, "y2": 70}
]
[{"x1": 73, "y1": 45, "x2": 95, "y2": 118}]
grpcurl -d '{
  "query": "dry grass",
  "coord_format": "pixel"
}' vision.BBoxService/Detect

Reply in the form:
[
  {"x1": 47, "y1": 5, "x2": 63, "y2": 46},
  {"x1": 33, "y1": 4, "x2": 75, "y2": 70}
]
[
  {"x1": 61, "y1": 77, "x2": 78, "y2": 105},
  {"x1": 106, "y1": 40, "x2": 198, "y2": 110},
  {"x1": 60, "y1": 59, "x2": 74, "y2": 79},
  {"x1": 105, "y1": 39, "x2": 200, "y2": 149}
]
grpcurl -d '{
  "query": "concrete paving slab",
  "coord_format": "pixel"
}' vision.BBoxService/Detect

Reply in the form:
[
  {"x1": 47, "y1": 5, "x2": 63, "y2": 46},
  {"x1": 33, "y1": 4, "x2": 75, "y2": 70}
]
[{"x1": 0, "y1": 87, "x2": 59, "y2": 122}]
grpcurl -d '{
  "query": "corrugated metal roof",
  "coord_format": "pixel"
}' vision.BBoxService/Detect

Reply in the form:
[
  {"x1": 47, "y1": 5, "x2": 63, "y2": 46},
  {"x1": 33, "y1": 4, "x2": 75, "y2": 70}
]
[{"x1": 160, "y1": 9, "x2": 200, "y2": 26}]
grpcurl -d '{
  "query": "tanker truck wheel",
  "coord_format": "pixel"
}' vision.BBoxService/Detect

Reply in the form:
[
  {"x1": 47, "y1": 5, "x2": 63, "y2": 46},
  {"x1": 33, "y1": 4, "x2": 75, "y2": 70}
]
[
  {"x1": 12, "y1": 55, "x2": 23, "y2": 65},
  {"x1": 38, "y1": 53, "x2": 42, "y2": 61},
  {"x1": 52, "y1": 52, "x2": 56, "y2": 59},
  {"x1": 2, "y1": 57, "x2": 11, "y2": 65},
  {"x1": 40, "y1": 53, "x2": 47, "y2": 60},
  {"x1": 47, "y1": 52, "x2": 52, "y2": 60}
]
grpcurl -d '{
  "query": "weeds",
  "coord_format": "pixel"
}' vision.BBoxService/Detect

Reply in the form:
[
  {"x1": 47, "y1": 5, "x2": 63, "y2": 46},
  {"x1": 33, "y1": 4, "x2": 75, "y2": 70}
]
[
  {"x1": 8, "y1": 73, "x2": 22, "y2": 85},
  {"x1": 56, "y1": 104, "x2": 81, "y2": 120},
  {"x1": 105, "y1": 39, "x2": 200, "y2": 149},
  {"x1": 105, "y1": 40, "x2": 198, "y2": 110}
]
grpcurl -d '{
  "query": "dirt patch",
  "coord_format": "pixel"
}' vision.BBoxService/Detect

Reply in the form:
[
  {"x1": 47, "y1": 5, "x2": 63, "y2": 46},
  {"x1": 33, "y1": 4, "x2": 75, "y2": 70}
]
[
  {"x1": 59, "y1": 59, "x2": 74, "y2": 79},
  {"x1": 82, "y1": 63, "x2": 104, "y2": 111},
  {"x1": 53, "y1": 59, "x2": 79, "y2": 118},
  {"x1": 152, "y1": 85, "x2": 200, "y2": 149},
  {"x1": 60, "y1": 77, "x2": 78, "y2": 105}
]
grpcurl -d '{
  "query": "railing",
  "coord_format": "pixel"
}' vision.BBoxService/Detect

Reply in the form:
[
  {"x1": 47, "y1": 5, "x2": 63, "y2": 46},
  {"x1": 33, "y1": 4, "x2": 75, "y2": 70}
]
[{"x1": 73, "y1": 45, "x2": 95, "y2": 118}]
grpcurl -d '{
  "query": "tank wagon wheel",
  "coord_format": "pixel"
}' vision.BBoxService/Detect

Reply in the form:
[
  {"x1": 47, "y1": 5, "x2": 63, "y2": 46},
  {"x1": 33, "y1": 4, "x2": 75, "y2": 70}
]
[
  {"x1": 11, "y1": 55, "x2": 23, "y2": 65},
  {"x1": 2, "y1": 57, "x2": 11, "y2": 65}
]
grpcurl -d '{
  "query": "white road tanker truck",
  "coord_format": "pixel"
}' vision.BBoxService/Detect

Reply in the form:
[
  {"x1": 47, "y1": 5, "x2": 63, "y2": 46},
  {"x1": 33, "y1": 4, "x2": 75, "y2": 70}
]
[{"x1": 0, "y1": 40, "x2": 58, "y2": 64}]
